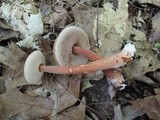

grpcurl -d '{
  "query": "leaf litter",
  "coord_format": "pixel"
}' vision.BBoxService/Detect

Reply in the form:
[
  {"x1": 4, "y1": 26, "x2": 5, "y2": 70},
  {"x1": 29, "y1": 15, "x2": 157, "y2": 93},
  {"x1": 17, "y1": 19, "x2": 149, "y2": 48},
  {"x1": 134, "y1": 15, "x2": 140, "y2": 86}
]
[{"x1": 0, "y1": 0, "x2": 160, "y2": 119}]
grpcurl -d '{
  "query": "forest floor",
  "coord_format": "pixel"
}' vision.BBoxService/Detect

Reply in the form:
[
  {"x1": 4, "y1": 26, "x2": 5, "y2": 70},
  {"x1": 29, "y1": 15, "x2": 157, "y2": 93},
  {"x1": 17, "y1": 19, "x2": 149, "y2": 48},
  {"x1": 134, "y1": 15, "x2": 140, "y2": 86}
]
[{"x1": 0, "y1": 0, "x2": 160, "y2": 120}]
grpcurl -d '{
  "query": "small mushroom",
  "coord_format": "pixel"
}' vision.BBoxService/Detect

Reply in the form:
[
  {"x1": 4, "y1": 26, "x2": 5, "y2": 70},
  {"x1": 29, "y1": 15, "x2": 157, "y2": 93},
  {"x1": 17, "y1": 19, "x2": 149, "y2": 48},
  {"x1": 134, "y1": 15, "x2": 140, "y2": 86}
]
[{"x1": 24, "y1": 51, "x2": 46, "y2": 84}]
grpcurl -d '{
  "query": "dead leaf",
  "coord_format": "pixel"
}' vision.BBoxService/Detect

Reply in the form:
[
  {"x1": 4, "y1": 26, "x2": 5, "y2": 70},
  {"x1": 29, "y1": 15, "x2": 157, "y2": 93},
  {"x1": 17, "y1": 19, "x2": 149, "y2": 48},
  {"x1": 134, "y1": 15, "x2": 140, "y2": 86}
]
[
  {"x1": 138, "y1": 0, "x2": 160, "y2": 7},
  {"x1": 122, "y1": 105, "x2": 144, "y2": 120},
  {"x1": 0, "y1": 88, "x2": 54, "y2": 119},
  {"x1": 0, "y1": 18, "x2": 20, "y2": 41},
  {"x1": 0, "y1": 43, "x2": 28, "y2": 90},
  {"x1": 133, "y1": 75, "x2": 155, "y2": 85},
  {"x1": 72, "y1": 6, "x2": 99, "y2": 47},
  {"x1": 133, "y1": 28, "x2": 146, "y2": 41},
  {"x1": 122, "y1": 40, "x2": 160, "y2": 78},
  {"x1": 45, "y1": 5, "x2": 72, "y2": 27},
  {"x1": 0, "y1": 42, "x2": 27, "y2": 68},
  {"x1": 131, "y1": 95, "x2": 160, "y2": 120},
  {"x1": 40, "y1": 3, "x2": 52, "y2": 16},
  {"x1": 83, "y1": 78, "x2": 114, "y2": 119},
  {"x1": 0, "y1": 28, "x2": 19, "y2": 42},
  {"x1": 45, "y1": 74, "x2": 81, "y2": 116},
  {"x1": 146, "y1": 70, "x2": 160, "y2": 82},
  {"x1": 93, "y1": 0, "x2": 129, "y2": 39},
  {"x1": 55, "y1": 97, "x2": 86, "y2": 120},
  {"x1": 149, "y1": 12, "x2": 160, "y2": 42},
  {"x1": 0, "y1": 78, "x2": 6, "y2": 94}
]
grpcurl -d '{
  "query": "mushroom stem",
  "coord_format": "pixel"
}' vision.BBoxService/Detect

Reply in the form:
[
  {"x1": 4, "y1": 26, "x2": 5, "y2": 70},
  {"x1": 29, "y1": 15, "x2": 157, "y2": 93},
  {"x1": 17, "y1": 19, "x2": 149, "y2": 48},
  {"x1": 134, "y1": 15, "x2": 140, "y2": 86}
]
[
  {"x1": 73, "y1": 46, "x2": 115, "y2": 75},
  {"x1": 39, "y1": 51, "x2": 132, "y2": 74},
  {"x1": 73, "y1": 46, "x2": 102, "y2": 60}
]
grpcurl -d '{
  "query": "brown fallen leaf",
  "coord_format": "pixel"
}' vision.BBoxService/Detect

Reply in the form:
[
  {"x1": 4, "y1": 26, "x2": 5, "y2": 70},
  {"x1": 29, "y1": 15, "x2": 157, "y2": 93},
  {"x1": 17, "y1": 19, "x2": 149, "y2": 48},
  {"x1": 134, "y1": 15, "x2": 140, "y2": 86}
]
[
  {"x1": 130, "y1": 95, "x2": 160, "y2": 120},
  {"x1": 0, "y1": 88, "x2": 54, "y2": 119},
  {"x1": 72, "y1": 6, "x2": 99, "y2": 47},
  {"x1": 1, "y1": 42, "x2": 29, "y2": 90},
  {"x1": 47, "y1": 75, "x2": 80, "y2": 116},
  {"x1": 54, "y1": 97, "x2": 86, "y2": 120}
]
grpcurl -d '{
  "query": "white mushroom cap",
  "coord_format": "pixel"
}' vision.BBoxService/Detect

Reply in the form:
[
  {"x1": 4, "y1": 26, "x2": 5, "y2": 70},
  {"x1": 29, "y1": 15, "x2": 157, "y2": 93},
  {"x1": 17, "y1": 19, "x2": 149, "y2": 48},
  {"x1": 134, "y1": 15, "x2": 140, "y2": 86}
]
[
  {"x1": 54, "y1": 26, "x2": 90, "y2": 66},
  {"x1": 24, "y1": 51, "x2": 46, "y2": 84}
]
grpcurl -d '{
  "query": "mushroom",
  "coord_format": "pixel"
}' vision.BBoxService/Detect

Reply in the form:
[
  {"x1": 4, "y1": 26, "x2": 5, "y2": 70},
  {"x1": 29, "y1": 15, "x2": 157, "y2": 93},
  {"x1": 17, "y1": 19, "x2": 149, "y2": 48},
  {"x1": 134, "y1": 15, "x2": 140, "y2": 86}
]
[
  {"x1": 24, "y1": 26, "x2": 136, "y2": 84},
  {"x1": 39, "y1": 43, "x2": 136, "y2": 74},
  {"x1": 24, "y1": 51, "x2": 46, "y2": 84},
  {"x1": 24, "y1": 42, "x2": 135, "y2": 73},
  {"x1": 53, "y1": 26, "x2": 90, "y2": 66}
]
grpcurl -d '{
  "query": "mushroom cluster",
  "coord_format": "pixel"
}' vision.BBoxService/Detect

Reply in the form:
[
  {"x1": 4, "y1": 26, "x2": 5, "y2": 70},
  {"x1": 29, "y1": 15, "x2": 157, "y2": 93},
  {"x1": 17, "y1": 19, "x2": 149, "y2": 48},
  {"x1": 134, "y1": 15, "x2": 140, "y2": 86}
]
[{"x1": 24, "y1": 26, "x2": 136, "y2": 89}]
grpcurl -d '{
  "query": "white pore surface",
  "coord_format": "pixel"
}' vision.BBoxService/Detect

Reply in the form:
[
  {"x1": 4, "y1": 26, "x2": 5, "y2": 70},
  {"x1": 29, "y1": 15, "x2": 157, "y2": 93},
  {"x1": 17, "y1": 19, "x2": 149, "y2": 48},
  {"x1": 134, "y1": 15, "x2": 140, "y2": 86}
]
[
  {"x1": 121, "y1": 43, "x2": 136, "y2": 56},
  {"x1": 24, "y1": 51, "x2": 46, "y2": 84}
]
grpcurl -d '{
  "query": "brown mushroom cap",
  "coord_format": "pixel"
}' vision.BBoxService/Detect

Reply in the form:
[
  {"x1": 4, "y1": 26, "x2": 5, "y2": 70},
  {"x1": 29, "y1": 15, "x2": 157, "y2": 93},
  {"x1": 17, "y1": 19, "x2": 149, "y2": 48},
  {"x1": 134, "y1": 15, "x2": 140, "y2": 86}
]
[
  {"x1": 53, "y1": 26, "x2": 90, "y2": 66},
  {"x1": 24, "y1": 51, "x2": 46, "y2": 84}
]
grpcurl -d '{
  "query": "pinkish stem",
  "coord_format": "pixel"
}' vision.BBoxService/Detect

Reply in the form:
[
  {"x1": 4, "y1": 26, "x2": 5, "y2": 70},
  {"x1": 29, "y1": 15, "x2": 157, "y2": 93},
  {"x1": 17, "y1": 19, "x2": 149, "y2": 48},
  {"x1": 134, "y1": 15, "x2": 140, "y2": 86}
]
[
  {"x1": 40, "y1": 48, "x2": 131, "y2": 74},
  {"x1": 73, "y1": 46, "x2": 121, "y2": 77}
]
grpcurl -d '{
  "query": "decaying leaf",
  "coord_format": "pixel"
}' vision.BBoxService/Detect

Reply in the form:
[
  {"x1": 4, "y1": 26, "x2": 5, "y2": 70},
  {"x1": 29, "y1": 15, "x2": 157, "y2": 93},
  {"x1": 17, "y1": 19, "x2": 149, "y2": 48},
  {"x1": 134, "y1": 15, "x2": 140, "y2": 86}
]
[
  {"x1": 122, "y1": 39, "x2": 160, "y2": 78},
  {"x1": 122, "y1": 105, "x2": 144, "y2": 120},
  {"x1": 83, "y1": 78, "x2": 114, "y2": 119},
  {"x1": 93, "y1": 0, "x2": 129, "y2": 39},
  {"x1": 138, "y1": 0, "x2": 160, "y2": 7},
  {"x1": 91, "y1": 0, "x2": 129, "y2": 57},
  {"x1": 55, "y1": 97, "x2": 86, "y2": 120},
  {"x1": 81, "y1": 79, "x2": 94, "y2": 92},
  {"x1": 0, "y1": 78, "x2": 6, "y2": 94},
  {"x1": 44, "y1": 74, "x2": 82, "y2": 116},
  {"x1": 0, "y1": 0, "x2": 43, "y2": 48},
  {"x1": 0, "y1": 28, "x2": 19, "y2": 42},
  {"x1": 72, "y1": 6, "x2": 98, "y2": 47},
  {"x1": 0, "y1": 42, "x2": 27, "y2": 67},
  {"x1": 130, "y1": 94, "x2": 160, "y2": 120},
  {"x1": 149, "y1": 12, "x2": 160, "y2": 42},
  {"x1": 0, "y1": 88, "x2": 54, "y2": 119},
  {"x1": 133, "y1": 28, "x2": 146, "y2": 41},
  {"x1": 0, "y1": 43, "x2": 28, "y2": 90},
  {"x1": 44, "y1": 5, "x2": 72, "y2": 28}
]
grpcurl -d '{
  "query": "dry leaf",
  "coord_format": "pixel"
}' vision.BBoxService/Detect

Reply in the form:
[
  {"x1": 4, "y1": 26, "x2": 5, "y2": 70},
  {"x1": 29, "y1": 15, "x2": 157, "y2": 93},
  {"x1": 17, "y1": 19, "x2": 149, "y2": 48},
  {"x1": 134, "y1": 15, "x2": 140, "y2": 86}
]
[
  {"x1": 0, "y1": 88, "x2": 54, "y2": 119},
  {"x1": 0, "y1": 43, "x2": 28, "y2": 90},
  {"x1": 149, "y1": 12, "x2": 160, "y2": 42},
  {"x1": 0, "y1": 78, "x2": 6, "y2": 94},
  {"x1": 131, "y1": 94, "x2": 160, "y2": 120},
  {"x1": 0, "y1": 28, "x2": 19, "y2": 42},
  {"x1": 122, "y1": 105, "x2": 144, "y2": 120},
  {"x1": 72, "y1": 6, "x2": 98, "y2": 47},
  {"x1": 138, "y1": 0, "x2": 160, "y2": 7},
  {"x1": 55, "y1": 97, "x2": 86, "y2": 120},
  {"x1": 45, "y1": 75, "x2": 82, "y2": 116}
]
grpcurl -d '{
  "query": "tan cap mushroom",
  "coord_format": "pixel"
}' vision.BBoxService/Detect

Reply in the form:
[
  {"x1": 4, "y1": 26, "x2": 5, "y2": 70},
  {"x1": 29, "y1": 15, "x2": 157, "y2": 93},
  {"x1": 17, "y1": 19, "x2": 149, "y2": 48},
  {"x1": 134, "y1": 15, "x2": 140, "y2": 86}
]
[
  {"x1": 24, "y1": 51, "x2": 46, "y2": 84},
  {"x1": 53, "y1": 26, "x2": 90, "y2": 66}
]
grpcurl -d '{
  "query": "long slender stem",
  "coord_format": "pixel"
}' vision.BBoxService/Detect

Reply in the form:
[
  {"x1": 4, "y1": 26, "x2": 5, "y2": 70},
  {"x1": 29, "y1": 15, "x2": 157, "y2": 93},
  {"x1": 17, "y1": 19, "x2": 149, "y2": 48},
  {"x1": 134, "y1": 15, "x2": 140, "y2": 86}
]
[
  {"x1": 73, "y1": 46, "x2": 121, "y2": 77},
  {"x1": 39, "y1": 49, "x2": 131, "y2": 74}
]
